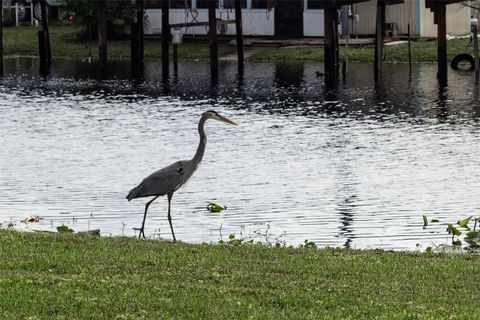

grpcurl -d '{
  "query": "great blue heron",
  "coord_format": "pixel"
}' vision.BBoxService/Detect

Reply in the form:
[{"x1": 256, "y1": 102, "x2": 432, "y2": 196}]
[{"x1": 126, "y1": 110, "x2": 237, "y2": 240}]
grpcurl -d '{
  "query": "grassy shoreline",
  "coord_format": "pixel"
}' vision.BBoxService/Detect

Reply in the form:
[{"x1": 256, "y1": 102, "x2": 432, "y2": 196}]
[
  {"x1": 3, "y1": 25, "x2": 236, "y2": 60},
  {"x1": 1, "y1": 229, "x2": 479, "y2": 319},
  {"x1": 2, "y1": 25, "x2": 476, "y2": 63},
  {"x1": 247, "y1": 37, "x2": 474, "y2": 63}
]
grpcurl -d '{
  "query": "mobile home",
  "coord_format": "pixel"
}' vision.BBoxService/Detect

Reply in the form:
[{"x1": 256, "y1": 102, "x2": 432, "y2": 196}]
[{"x1": 144, "y1": 0, "x2": 471, "y2": 38}]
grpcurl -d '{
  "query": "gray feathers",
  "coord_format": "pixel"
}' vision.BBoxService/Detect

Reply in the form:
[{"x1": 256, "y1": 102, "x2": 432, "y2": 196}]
[{"x1": 126, "y1": 160, "x2": 190, "y2": 201}]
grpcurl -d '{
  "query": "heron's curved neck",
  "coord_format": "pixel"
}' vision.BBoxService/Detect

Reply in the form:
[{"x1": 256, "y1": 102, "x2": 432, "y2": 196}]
[{"x1": 192, "y1": 115, "x2": 208, "y2": 164}]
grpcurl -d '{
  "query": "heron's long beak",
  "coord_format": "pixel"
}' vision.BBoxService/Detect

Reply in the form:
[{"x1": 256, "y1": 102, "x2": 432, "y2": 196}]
[{"x1": 218, "y1": 115, "x2": 238, "y2": 126}]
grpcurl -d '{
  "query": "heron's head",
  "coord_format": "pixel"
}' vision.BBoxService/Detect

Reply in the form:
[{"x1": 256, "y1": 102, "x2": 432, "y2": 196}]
[{"x1": 203, "y1": 110, "x2": 238, "y2": 126}]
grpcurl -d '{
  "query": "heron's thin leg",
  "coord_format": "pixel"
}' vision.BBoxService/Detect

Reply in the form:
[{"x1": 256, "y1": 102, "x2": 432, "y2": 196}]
[
  {"x1": 167, "y1": 193, "x2": 176, "y2": 241},
  {"x1": 134, "y1": 195, "x2": 159, "y2": 239}
]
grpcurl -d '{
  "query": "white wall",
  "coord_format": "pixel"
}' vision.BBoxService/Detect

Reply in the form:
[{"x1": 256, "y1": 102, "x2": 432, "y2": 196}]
[
  {"x1": 303, "y1": 10, "x2": 324, "y2": 36},
  {"x1": 420, "y1": 1, "x2": 470, "y2": 37},
  {"x1": 145, "y1": 6, "x2": 328, "y2": 37},
  {"x1": 352, "y1": 0, "x2": 469, "y2": 37},
  {"x1": 145, "y1": 9, "x2": 275, "y2": 36}
]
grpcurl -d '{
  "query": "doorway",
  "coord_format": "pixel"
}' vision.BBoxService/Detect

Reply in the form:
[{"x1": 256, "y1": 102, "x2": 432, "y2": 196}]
[{"x1": 274, "y1": 0, "x2": 304, "y2": 37}]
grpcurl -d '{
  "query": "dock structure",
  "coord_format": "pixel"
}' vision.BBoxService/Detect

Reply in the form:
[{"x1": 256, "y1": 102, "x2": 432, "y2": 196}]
[
  {"x1": 318, "y1": 0, "x2": 404, "y2": 82},
  {"x1": 319, "y1": 0, "x2": 369, "y2": 82},
  {"x1": 320, "y1": 0, "x2": 465, "y2": 85},
  {"x1": 374, "y1": 0, "x2": 403, "y2": 81},
  {"x1": 0, "y1": 0, "x2": 466, "y2": 87},
  {"x1": 425, "y1": 0, "x2": 465, "y2": 83},
  {"x1": 159, "y1": 0, "x2": 244, "y2": 78}
]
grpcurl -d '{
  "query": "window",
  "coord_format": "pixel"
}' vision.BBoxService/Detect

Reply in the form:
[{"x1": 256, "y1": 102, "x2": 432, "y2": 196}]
[
  {"x1": 196, "y1": 0, "x2": 219, "y2": 9},
  {"x1": 251, "y1": 0, "x2": 267, "y2": 9}
]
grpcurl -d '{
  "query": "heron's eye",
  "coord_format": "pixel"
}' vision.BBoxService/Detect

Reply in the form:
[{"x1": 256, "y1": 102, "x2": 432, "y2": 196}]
[{"x1": 177, "y1": 167, "x2": 183, "y2": 173}]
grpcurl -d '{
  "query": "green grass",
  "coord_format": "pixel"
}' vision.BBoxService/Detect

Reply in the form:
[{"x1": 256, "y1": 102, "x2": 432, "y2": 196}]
[
  {"x1": 3, "y1": 25, "x2": 476, "y2": 63},
  {"x1": 1, "y1": 229, "x2": 479, "y2": 319},
  {"x1": 248, "y1": 38, "x2": 475, "y2": 63},
  {"x1": 3, "y1": 25, "x2": 236, "y2": 60}
]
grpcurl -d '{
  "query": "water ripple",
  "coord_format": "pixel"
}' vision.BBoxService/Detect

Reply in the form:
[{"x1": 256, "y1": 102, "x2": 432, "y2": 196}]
[{"x1": 1, "y1": 58, "x2": 480, "y2": 250}]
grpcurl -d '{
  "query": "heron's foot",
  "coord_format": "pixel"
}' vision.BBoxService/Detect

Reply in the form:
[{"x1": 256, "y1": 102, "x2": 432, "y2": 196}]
[{"x1": 133, "y1": 227, "x2": 146, "y2": 239}]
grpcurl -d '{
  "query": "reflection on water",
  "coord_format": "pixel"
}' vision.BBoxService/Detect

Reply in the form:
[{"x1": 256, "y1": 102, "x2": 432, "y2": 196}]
[{"x1": 1, "y1": 57, "x2": 480, "y2": 250}]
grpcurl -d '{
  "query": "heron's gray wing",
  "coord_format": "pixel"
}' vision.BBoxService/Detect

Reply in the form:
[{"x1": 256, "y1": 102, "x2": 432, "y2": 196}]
[{"x1": 127, "y1": 161, "x2": 187, "y2": 199}]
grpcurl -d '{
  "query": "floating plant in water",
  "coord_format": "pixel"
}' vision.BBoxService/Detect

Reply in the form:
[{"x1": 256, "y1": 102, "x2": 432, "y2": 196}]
[
  {"x1": 421, "y1": 215, "x2": 480, "y2": 252},
  {"x1": 207, "y1": 202, "x2": 227, "y2": 213},
  {"x1": 446, "y1": 224, "x2": 462, "y2": 246}
]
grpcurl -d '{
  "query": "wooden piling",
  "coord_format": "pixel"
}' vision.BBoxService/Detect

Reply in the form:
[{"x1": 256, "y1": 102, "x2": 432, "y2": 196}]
[
  {"x1": 436, "y1": 3, "x2": 447, "y2": 81},
  {"x1": 334, "y1": 11, "x2": 340, "y2": 74},
  {"x1": 324, "y1": 6, "x2": 336, "y2": 79},
  {"x1": 97, "y1": 0, "x2": 107, "y2": 66},
  {"x1": 161, "y1": 0, "x2": 170, "y2": 77},
  {"x1": 374, "y1": 0, "x2": 385, "y2": 81},
  {"x1": 173, "y1": 43, "x2": 178, "y2": 75},
  {"x1": 37, "y1": 30, "x2": 47, "y2": 63},
  {"x1": 131, "y1": 0, "x2": 144, "y2": 62},
  {"x1": 38, "y1": 0, "x2": 51, "y2": 64},
  {"x1": 137, "y1": 0, "x2": 144, "y2": 59},
  {"x1": 234, "y1": 0, "x2": 244, "y2": 73},
  {"x1": 0, "y1": 3, "x2": 3, "y2": 75},
  {"x1": 208, "y1": 0, "x2": 218, "y2": 77},
  {"x1": 472, "y1": 21, "x2": 479, "y2": 76},
  {"x1": 343, "y1": 7, "x2": 350, "y2": 77},
  {"x1": 407, "y1": 23, "x2": 412, "y2": 73},
  {"x1": 131, "y1": 22, "x2": 139, "y2": 62}
]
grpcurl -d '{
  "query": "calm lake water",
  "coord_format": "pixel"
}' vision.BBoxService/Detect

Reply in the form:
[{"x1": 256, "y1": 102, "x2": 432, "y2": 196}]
[{"x1": 1, "y1": 58, "x2": 480, "y2": 250}]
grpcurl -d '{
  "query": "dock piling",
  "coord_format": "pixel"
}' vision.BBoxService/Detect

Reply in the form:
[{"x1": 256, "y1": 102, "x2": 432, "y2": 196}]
[
  {"x1": 173, "y1": 43, "x2": 178, "y2": 75},
  {"x1": 435, "y1": 3, "x2": 447, "y2": 82},
  {"x1": 0, "y1": 3, "x2": 3, "y2": 75},
  {"x1": 161, "y1": 0, "x2": 170, "y2": 77},
  {"x1": 97, "y1": 0, "x2": 107, "y2": 66},
  {"x1": 37, "y1": 0, "x2": 51, "y2": 66},
  {"x1": 234, "y1": 0, "x2": 244, "y2": 74},
  {"x1": 374, "y1": 0, "x2": 385, "y2": 81},
  {"x1": 208, "y1": 0, "x2": 219, "y2": 78},
  {"x1": 324, "y1": 6, "x2": 337, "y2": 81},
  {"x1": 131, "y1": 0, "x2": 144, "y2": 63},
  {"x1": 471, "y1": 17, "x2": 479, "y2": 76}
]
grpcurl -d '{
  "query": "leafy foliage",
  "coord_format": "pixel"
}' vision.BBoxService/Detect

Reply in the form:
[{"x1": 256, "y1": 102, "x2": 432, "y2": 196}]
[
  {"x1": 61, "y1": 0, "x2": 135, "y2": 39},
  {"x1": 457, "y1": 216, "x2": 472, "y2": 228},
  {"x1": 422, "y1": 215, "x2": 480, "y2": 251},
  {"x1": 299, "y1": 239, "x2": 317, "y2": 249},
  {"x1": 218, "y1": 233, "x2": 254, "y2": 246},
  {"x1": 422, "y1": 215, "x2": 428, "y2": 227},
  {"x1": 56, "y1": 225, "x2": 74, "y2": 233},
  {"x1": 465, "y1": 230, "x2": 480, "y2": 248},
  {"x1": 447, "y1": 224, "x2": 462, "y2": 237}
]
